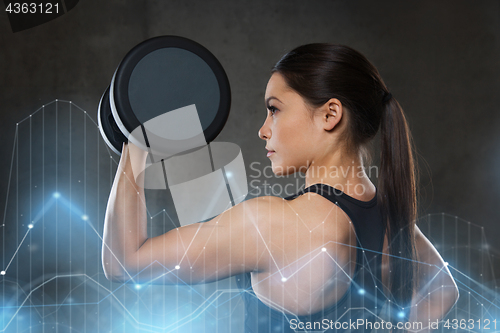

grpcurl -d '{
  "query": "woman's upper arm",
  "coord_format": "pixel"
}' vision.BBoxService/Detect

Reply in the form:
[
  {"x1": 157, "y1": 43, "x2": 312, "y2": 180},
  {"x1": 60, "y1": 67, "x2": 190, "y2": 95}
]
[{"x1": 125, "y1": 196, "x2": 278, "y2": 284}]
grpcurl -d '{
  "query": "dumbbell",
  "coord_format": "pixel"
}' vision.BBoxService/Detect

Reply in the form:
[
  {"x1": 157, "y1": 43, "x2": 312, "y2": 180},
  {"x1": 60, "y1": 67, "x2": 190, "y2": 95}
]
[
  {"x1": 97, "y1": 35, "x2": 248, "y2": 226},
  {"x1": 98, "y1": 86, "x2": 127, "y2": 155},
  {"x1": 99, "y1": 35, "x2": 231, "y2": 156}
]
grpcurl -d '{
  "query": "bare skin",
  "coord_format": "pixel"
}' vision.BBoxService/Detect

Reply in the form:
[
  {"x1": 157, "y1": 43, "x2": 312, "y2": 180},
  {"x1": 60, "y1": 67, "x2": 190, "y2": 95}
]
[{"x1": 102, "y1": 73, "x2": 458, "y2": 328}]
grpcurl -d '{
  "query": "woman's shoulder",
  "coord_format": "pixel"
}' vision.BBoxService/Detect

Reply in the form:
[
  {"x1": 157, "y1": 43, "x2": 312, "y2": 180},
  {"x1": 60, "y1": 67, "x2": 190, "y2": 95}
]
[{"x1": 240, "y1": 194, "x2": 354, "y2": 242}]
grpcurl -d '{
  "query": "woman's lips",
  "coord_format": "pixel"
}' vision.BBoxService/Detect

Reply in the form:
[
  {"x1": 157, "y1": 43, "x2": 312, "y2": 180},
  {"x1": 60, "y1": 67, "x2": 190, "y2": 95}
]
[{"x1": 267, "y1": 151, "x2": 275, "y2": 157}]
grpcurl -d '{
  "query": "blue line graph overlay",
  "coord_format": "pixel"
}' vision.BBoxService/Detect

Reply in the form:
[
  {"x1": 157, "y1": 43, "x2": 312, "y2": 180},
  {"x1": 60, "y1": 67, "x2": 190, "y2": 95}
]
[
  {"x1": 0, "y1": 100, "x2": 244, "y2": 333},
  {"x1": 1, "y1": 100, "x2": 500, "y2": 333}
]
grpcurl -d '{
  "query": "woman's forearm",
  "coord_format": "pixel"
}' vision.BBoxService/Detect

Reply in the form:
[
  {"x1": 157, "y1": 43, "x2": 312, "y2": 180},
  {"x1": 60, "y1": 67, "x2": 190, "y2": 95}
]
[{"x1": 102, "y1": 143, "x2": 148, "y2": 281}]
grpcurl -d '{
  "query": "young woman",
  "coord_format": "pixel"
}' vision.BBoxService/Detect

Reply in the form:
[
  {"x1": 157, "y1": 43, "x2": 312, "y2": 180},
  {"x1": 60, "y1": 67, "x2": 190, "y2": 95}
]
[{"x1": 102, "y1": 44, "x2": 459, "y2": 332}]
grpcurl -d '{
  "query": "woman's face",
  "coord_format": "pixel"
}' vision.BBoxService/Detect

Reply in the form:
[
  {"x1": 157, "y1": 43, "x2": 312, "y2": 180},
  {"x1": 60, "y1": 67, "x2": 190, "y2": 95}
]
[{"x1": 259, "y1": 73, "x2": 322, "y2": 176}]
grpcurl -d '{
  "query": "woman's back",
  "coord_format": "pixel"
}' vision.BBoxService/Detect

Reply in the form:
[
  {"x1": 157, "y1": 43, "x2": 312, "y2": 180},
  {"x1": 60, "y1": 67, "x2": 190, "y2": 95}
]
[{"x1": 238, "y1": 183, "x2": 389, "y2": 332}]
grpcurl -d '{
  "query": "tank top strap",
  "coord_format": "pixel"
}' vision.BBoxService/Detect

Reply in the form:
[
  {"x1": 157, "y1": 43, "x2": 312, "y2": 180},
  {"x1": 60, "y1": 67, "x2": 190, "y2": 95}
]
[
  {"x1": 284, "y1": 183, "x2": 343, "y2": 201},
  {"x1": 284, "y1": 183, "x2": 378, "y2": 208}
]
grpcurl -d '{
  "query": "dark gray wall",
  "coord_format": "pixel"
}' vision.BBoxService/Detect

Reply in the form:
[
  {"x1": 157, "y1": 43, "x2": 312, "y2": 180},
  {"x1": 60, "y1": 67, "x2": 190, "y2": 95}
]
[
  {"x1": 2, "y1": 1, "x2": 499, "y2": 231},
  {"x1": 0, "y1": 0, "x2": 499, "y2": 326}
]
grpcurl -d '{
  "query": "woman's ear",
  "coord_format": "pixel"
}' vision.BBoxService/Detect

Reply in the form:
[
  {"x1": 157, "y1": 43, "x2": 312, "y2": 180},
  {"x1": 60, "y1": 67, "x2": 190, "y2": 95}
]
[{"x1": 322, "y1": 98, "x2": 343, "y2": 131}]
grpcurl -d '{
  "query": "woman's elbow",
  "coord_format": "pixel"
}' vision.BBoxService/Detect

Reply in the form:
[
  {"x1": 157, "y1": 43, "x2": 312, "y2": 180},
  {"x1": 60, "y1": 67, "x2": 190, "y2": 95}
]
[
  {"x1": 442, "y1": 279, "x2": 460, "y2": 315},
  {"x1": 450, "y1": 283, "x2": 460, "y2": 308},
  {"x1": 102, "y1": 251, "x2": 128, "y2": 283},
  {"x1": 448, "y1": 272, "x2": 460, "y2": 304},
  {"x1": 104, "y1": 270, "x2": 127, "y2": 283}
]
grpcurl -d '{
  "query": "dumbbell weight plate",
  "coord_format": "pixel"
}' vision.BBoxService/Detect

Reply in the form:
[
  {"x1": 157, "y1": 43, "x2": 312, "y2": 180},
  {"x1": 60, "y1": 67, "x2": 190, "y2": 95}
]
[
  {"x1": 98, "y1": 86, "x2": 127, "y2": 155},
  {"x1": 110, "y1": 35, "x2": 231, "y2": 155}
]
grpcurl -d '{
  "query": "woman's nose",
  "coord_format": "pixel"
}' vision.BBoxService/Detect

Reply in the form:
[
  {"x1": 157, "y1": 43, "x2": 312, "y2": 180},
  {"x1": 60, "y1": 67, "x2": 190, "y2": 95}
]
[{"x1": 258, "y1": 119, "x2": 271, "y2": 140}]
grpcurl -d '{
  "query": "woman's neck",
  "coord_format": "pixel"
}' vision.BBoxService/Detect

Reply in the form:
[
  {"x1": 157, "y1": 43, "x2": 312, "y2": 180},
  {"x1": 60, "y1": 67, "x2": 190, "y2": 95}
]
[{"x1": 304, "y1": 149, "x2": 376, "y2": 200}]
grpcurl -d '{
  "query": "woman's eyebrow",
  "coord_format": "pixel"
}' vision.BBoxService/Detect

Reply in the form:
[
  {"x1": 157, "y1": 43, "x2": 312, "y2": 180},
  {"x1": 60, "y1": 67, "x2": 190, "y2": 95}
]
[{"x1": 265, "y1": 96, "x2": 283, "y2": 105}]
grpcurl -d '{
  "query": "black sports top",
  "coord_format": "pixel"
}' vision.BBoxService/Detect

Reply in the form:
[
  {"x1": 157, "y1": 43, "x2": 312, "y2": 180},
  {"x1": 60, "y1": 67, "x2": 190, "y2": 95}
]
[{"x1": 236, "y1": 183, "x2": 388, "y2": 332}]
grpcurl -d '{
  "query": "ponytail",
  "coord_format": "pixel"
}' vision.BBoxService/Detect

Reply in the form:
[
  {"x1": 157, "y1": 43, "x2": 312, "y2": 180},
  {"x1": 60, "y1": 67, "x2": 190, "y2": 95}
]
[{"x1": 379, "y1": 96, "x2": 418, "y2": 322}]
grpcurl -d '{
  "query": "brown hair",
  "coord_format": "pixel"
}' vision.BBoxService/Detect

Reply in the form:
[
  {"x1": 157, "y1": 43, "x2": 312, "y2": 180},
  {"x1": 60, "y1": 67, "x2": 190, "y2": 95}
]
[{"x1": 272, "y1": 44, "x2": 418, "y2": 323}]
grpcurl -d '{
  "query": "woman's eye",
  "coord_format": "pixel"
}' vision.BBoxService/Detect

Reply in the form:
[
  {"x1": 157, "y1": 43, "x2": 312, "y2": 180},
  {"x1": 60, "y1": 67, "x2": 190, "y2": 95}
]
[{"x1": 267, "y1": 105, "x2": 278, "y2": 115}]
